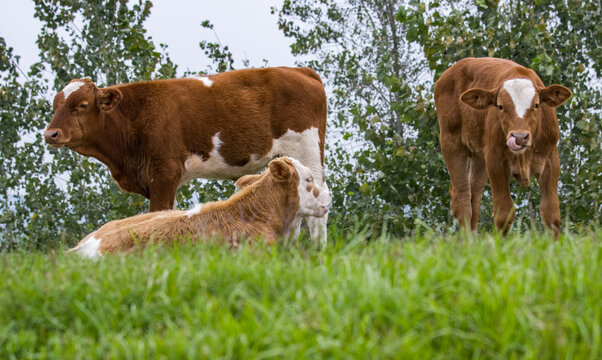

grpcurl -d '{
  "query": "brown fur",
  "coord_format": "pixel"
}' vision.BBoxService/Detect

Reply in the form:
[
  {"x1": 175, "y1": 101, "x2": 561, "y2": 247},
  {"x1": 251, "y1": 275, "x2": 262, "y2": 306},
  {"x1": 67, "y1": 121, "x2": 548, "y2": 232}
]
[
  {"x1": 73, "y1": 158, "x2": 303, "y2": 255},
  {"x1": 45, "y1": 67, "x2": 327, "y2": 212},
  {"x1": 434, "y1": 58, "x2": 571, "y2": 235}
]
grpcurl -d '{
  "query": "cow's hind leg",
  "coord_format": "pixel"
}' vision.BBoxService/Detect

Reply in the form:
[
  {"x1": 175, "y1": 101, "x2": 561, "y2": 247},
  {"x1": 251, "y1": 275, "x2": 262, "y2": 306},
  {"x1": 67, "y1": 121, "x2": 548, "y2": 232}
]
[
  {"x1": 441, "y1": 135, "x2": 473, "y2": 230},
  {"x1": 469, "y1": 156, "x2": 488, "y2": 231}
]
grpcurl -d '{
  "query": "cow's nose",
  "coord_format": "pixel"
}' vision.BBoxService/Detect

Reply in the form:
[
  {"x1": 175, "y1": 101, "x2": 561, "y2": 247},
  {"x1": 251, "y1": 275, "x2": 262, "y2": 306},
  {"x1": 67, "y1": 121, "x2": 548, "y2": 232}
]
[
  {"x1": 511, "y1": 132, "x2": 530, "y2": 145},
  {"x1": 44, "y1": 129, "x2": 60, "y2": 142}
]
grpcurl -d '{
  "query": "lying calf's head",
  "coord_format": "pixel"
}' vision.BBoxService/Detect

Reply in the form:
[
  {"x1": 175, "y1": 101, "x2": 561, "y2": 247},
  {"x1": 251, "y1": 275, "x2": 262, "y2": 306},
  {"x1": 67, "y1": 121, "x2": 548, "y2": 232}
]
[{"x1": 237, "y1": 157, "x2": 331, "y2": 218}]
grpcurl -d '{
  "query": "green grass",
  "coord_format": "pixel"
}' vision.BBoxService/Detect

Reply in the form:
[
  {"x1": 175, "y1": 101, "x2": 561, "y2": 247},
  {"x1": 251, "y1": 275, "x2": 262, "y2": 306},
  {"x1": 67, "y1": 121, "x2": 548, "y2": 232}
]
[{"x1": 1, "y1": 229, "x2": 601, "y2": 359}]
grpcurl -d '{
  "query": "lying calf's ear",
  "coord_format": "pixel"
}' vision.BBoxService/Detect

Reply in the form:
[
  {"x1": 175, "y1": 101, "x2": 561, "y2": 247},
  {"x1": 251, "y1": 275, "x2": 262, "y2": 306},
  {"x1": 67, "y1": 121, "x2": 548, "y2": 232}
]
[
  {"x1": 460, "y1": 88, "x2": 496, "y2": 110},
  {"x1": 269, "y1": 159, "x2": 291, "y2": 182},
  {"x1": 235, "y1": 174, "x2": 262, "y2": 189}
]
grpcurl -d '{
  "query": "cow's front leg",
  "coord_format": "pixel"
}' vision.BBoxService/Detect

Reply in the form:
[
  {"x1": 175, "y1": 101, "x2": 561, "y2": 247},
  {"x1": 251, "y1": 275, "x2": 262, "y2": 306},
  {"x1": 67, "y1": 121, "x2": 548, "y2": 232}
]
[
  {"x1": 148, "y1": 167, "x2": 180, "y2": 212},
  {"x1": 487, "y1": 160, "x2": 514, "y2": 235},
  {"x1": 537, "y1": 151, "x2": 561, "y2": 237}
]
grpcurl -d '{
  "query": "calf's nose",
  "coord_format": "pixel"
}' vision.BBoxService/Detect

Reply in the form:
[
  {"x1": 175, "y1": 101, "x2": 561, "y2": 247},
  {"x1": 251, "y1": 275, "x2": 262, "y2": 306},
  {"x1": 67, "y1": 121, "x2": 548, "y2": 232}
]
[{"x1": 511, "y1": 132, "x2": 530, "y2": 146}]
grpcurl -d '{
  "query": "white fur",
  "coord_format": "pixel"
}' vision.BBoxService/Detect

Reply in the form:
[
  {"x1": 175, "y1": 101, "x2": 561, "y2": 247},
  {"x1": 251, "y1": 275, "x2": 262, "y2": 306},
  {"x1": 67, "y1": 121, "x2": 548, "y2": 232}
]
[
  {"x1": 61, "y1": 81, "x2": 85, "y2": 100},
  {"x1": 290, "y1": 158, "x2": 331, "y2": 217},
  {"x1": 69, "y1": 235, "x2": 102, "y2": 258},
  {"x1": 188, "y1": 75, "x2": 213, "y2": 87},
  {"x1": 503, "y1": 78, "x2": 536, "y2": 118},
  {"x1": 185, "y1": 204, "x2": 203, "y2": 218}
]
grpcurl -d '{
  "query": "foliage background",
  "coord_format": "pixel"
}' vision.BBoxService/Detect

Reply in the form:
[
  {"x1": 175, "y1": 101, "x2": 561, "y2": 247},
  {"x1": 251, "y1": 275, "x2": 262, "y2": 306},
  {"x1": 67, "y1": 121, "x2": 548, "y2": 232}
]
[{"x1": 1, "y1": 0, "x2": 600, "y2": 250}]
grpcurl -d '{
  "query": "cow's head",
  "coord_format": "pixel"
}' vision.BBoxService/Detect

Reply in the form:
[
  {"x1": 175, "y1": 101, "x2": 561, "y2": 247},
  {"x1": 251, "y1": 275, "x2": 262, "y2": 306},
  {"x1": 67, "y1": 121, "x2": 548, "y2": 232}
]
[
  {"x1": 44, "y1": 78, "x2": 122, "y2": 148},
  {"x1": 460, "y1": 78, "x2": 571, "y2": 153}
]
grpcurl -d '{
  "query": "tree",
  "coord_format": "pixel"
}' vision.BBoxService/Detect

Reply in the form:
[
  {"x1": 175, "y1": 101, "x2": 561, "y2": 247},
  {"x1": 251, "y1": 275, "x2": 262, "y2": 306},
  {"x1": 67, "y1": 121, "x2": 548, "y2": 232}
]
[{"x1": 275, "y1": 0, "x2": 454, "y2": 235}]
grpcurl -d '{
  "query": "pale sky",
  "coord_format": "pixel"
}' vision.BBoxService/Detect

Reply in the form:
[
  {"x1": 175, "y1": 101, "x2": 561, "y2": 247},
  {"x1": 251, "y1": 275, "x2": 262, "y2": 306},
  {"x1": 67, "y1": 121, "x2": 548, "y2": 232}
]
[{"x1": 0, "y1": 0, "x2": 298, "y2": 75}]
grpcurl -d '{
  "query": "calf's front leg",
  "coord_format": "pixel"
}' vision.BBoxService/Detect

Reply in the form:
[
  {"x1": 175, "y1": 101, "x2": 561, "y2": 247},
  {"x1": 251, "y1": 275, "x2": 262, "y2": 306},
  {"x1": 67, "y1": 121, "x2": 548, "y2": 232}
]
[
  {"x1": 487, "y1": 159, "x2": 515, "y2": 235},
  {"x1": 536, "y1": 151, "x2": 561, "y2": 237}
]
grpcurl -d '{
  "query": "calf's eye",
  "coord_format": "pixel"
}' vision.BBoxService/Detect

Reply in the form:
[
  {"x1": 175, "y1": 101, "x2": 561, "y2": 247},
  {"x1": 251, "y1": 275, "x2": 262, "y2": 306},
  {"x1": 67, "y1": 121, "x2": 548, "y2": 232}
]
[
  {"x1": 534, "y1": 103, "x2": 539, "y2": 109},
  {"x1": 497, "y1": 105, "x2": 503, "y2": 110},
  {"x1": 306, "y1": 177, "x2": 313, "y2": 182}
]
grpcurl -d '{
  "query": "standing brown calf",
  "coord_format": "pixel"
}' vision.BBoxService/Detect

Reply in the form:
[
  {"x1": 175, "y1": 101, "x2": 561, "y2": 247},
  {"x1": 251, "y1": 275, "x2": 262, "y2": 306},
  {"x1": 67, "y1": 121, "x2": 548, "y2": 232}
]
[
  {"x1": 69, "y1": 157, "x2": 331, "y2": 258},
  {"x1": 434, "y1": 57, "x2": 571, "y2": 235}
]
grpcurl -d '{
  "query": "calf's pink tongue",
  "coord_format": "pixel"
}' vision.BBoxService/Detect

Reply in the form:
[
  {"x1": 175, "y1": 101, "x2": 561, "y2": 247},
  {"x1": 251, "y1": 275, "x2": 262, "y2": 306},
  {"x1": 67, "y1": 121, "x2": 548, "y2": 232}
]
[{"x1": 507, "y1": 136, "x2": 522, "y2": 151}]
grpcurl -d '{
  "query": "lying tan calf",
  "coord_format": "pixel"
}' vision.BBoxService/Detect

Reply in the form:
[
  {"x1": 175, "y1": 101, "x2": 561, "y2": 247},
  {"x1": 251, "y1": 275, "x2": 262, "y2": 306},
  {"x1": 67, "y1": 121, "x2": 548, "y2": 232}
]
[{"x1": 70, "y1": 157, "x2": 331, "y2": 258}]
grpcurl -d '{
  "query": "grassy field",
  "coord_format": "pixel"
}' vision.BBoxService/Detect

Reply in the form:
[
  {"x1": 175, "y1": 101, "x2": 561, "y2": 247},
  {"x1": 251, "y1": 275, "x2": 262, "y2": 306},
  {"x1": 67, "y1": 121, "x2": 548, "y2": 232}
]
[{"x1": 1, "y1": 229, "x2": 601, "y2": 359}]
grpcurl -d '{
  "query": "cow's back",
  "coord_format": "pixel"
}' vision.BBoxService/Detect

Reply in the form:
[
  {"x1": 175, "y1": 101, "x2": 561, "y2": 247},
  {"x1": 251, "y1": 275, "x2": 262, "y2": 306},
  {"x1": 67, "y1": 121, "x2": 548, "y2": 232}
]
[{"x1": 113, "y1": 67, "x2": 326, "y2": 174}]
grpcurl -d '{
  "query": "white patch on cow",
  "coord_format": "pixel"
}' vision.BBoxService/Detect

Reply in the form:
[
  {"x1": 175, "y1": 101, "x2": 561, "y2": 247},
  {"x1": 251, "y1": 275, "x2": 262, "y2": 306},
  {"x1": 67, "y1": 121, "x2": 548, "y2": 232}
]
[
  {"x1": 61, "y1": 81, "x2": 85, "y2": 100},
  {"x1": 274, "y1": 127, "x2": 324, "y2": 184},
  {"x1": 185, "y1": 204, "x2": 203, "y2": 218},
  {"x1": 180, "y1": 127, "x2": 323, "y2": 184},
  {"x1": 503, "y1": 78, "x2": 536, "y2": 118},
  {"x1": 69, "y1": 235, "x2": 102, "y2": 258},
  {"x1": 187, "y1": 75, "x2": 213, "y2": 87},
  {"x1": 290, "y1": 158, "x2": 331, "y2": 218}
]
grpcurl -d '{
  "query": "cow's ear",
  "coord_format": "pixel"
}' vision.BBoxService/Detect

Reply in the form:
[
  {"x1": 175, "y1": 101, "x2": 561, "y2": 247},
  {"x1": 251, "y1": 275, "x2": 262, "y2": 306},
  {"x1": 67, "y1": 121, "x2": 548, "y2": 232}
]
[
  {"x1": 460, "y1": 88, "x2": 496, "y2": 110},
  {"x1": 540, "y1": 85, "x2": 572, "y2": 107},
  {"x1": 235, "y1": 174, "x2": 262, "y2": 189},
  {"x1": 269, "y1": 159, "x2": 291, "y2": 182},
  {"x1": 96, "y1": 88, "x2": 122, "y2": 112}
]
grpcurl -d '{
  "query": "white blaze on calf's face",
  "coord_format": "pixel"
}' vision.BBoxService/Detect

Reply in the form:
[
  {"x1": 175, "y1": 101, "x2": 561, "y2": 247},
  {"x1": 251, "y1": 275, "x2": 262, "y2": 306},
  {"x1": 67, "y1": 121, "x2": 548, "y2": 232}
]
[
  {"x1": 290, "y1": 158, "x2": 331, "y2": 217},
  {"x1": 502, "y1": 78, "x2": 536, "y2": 119}
]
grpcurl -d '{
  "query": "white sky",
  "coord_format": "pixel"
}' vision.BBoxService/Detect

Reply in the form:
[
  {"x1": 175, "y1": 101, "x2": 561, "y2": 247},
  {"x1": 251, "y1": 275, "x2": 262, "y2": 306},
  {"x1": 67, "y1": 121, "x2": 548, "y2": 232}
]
[{"x1": 0, "y1": 0, "x2": 298, "y2": 75}]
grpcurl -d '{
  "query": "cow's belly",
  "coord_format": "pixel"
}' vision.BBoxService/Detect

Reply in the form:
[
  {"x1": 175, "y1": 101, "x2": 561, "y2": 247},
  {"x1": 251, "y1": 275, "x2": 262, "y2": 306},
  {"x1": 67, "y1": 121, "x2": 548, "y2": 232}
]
[
  {"x1": 181, "y1": 152, "x2": 271, "y2": 182},
  {"x1": 179, "y1": 127, "x2": 322, "y2": 184}
]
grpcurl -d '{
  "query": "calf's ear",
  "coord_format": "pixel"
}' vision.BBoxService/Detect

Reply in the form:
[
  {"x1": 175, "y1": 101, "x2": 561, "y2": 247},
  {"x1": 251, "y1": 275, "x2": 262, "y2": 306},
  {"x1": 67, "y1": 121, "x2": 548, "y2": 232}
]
[
  {"x1": 460, "y1": 88, "x2": 496, "y2": 110},
  {"x1": 96, "y1": 88, "x2": 122, "y2": 112},
  {"x1": 540, "y1": 85, "x2": 572, "y2": 107},
  {"x1": 235, "y1": 174, "x2": 262, "y2": 189},
  {"x1": 269, "y1": 159, "x2": 291, "y2": 182}
]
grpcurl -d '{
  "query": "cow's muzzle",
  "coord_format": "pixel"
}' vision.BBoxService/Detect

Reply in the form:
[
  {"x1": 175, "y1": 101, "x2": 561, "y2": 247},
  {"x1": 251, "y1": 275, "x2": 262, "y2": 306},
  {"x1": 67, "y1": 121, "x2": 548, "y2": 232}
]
[
  {"x1": 44, "y1": 129, "x2": 67, "y2": 147},
  {"x1": 507, "y1": 132, "x2": 530, "y2": 152}
]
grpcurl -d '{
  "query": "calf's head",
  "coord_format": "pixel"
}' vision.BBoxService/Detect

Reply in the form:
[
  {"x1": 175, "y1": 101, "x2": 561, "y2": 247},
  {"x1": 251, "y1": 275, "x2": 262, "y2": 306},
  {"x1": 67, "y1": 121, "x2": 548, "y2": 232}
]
[
  {"x1": 460, "y1": 78, "x2": 571, "y2": 153},
  {"x1": 236, "y1": 157, "x2": 331, "y2": 218},
  {"x1": 44, "y1": 78, "x2": 122, "y2": 148}
]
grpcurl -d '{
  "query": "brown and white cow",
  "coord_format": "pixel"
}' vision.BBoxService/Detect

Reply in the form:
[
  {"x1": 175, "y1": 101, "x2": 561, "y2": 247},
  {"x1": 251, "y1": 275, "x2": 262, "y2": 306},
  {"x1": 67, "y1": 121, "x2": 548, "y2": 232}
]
[
  {"x1": 69, "y1": 157, "x2": 331, "y2": 258},
  {"x1": 44, "y1": 67, "x2": 330, "y2": 245},
  {"x1": 434, "y1": 57, "x2": 571, "y2": 235}
]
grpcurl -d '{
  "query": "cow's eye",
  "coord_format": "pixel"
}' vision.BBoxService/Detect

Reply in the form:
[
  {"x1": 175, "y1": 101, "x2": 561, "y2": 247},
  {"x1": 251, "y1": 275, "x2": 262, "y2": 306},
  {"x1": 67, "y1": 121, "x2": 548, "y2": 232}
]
[
  {"x1": 306, "y1": 177, "x2": 313, "y2": 182},
  {"x1": 497, "y1": 105, "x2": 503, "y2": 110},
  {"x1": 534, "y1": 103, "x2": 539, "y2": 109},
  {"x1": 79, "y1": 102, "x2": 88, "y2": 109}
]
